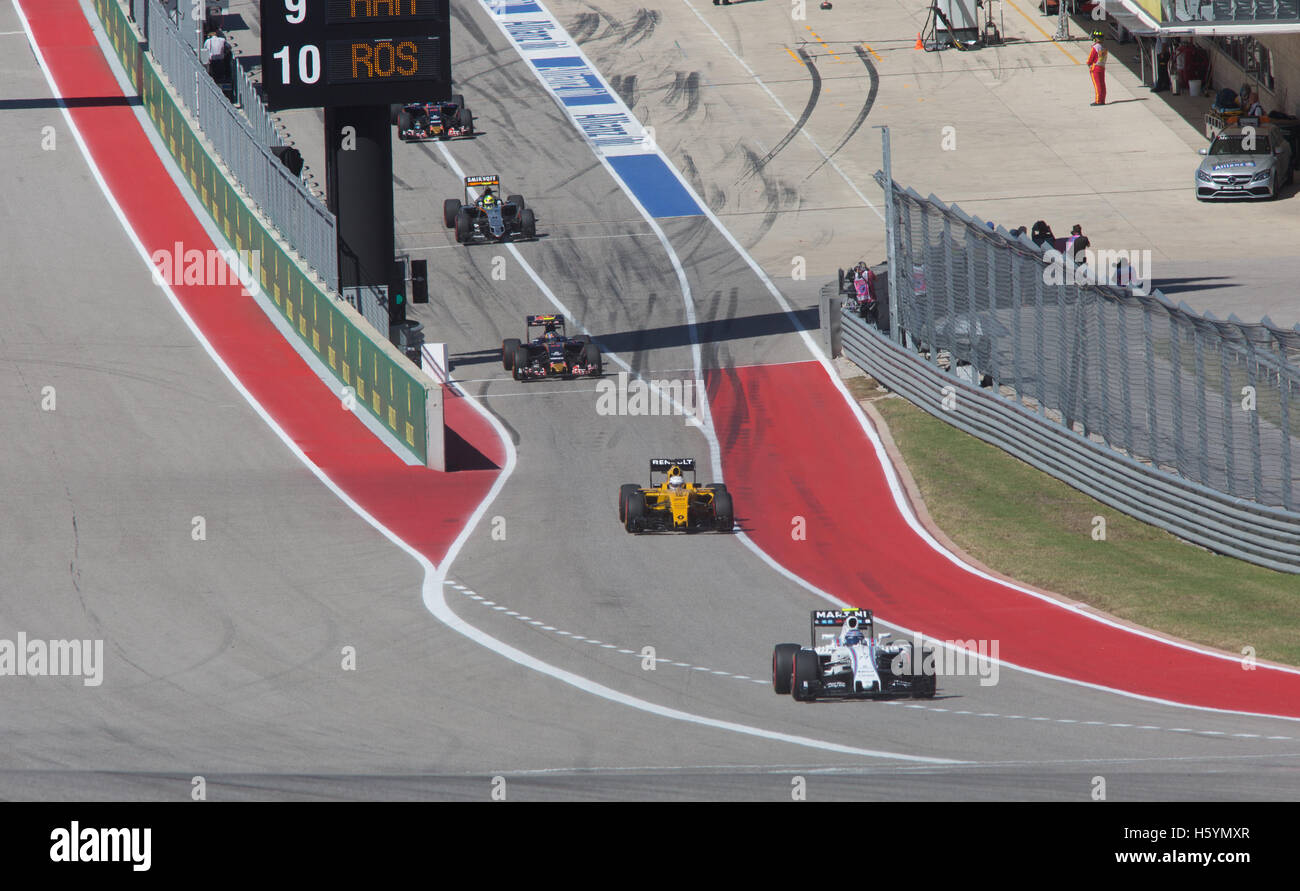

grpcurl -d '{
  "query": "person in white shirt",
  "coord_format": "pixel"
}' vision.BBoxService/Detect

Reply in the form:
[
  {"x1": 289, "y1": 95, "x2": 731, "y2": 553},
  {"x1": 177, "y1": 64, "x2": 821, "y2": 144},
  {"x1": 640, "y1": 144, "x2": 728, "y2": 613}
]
[{"x1": 203, "y1": 31, "x2": 228, "y2": 65}]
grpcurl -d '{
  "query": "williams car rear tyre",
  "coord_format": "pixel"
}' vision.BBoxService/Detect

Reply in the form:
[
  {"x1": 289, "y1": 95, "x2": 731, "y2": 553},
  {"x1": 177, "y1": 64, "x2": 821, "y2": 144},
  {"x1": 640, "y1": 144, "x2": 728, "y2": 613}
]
[
  {"x1": 502, "y1": 338, "x2": 521, "y2": 370},
  {"x1": 624, "y1": 492, "x2": 646, "y2": 533},
  {"x1": 443, "y1": 198, "x2": 461, "y2": 229},
  {"x1": 791, "y1": 649, "x2": 820, "y2": 702},
  {"x1": 772, "y1": 643, "x2": 800, "y2": 695},
  {"x1": 712, "y1": 491, "x2": 734, "y2": 532},
  {"x1": 918, "y1": 649, "x2": 938, "y2": 698},
  {"x1": 619, "y1": 484, "x2": 640, "y2": 522}
]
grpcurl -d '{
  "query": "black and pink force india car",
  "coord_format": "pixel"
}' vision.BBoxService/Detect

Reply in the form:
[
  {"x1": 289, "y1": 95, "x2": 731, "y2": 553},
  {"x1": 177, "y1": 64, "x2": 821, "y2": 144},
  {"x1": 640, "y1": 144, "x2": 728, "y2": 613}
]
[
  {"x1": 393, "y1": 95, "x2": 474, "y2": 142},
  {"x1": 773, "y1": 609, "x2": 937, "y2": 702},
  {"x1": 443, "y1": 175, "x2": 537, "y2": 244},
  {"x1": 501, "y1": 314, "x2": 603, "y2": 381}
]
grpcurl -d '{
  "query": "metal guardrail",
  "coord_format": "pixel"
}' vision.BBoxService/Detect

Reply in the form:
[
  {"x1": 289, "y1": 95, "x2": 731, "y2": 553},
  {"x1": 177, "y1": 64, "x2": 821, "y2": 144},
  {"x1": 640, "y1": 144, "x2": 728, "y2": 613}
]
[
  {"x1": 842, "y1": 309, "x2": 1300, "y2": 574},
  {"x1": 142, "y1": 0, "x2": 336, "y2": 291},
  {"x1": 877, "y1": 174, "x2": 1300, "y2": 513}
]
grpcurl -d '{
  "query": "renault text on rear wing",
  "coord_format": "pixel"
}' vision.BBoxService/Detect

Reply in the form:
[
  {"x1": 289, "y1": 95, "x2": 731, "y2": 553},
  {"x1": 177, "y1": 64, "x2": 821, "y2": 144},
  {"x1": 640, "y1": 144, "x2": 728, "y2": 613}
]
[{"x1": 650, "y1": 458, "x2": 696, "y2": 472}]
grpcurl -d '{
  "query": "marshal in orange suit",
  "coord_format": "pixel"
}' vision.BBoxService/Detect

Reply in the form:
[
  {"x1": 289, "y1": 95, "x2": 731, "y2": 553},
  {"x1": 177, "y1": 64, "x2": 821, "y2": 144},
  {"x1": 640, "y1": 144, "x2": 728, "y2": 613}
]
[{"x1": 1088, "y1": 29, "x2": 1108, "y2": 106}]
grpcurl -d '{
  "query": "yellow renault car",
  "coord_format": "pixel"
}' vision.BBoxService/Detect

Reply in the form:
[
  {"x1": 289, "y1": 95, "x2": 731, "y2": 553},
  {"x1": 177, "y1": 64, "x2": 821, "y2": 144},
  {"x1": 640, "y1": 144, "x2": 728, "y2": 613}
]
[{"x1": 617, "y1": 459, "x2": 734, "y2": 533}]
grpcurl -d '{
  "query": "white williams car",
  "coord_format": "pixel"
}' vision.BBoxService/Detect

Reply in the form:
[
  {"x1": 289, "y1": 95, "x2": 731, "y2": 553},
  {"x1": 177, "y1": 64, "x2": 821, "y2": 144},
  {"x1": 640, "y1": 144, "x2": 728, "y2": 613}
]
[{"x1": 772, "y1": 609, "x2": 937, "y2": 702}]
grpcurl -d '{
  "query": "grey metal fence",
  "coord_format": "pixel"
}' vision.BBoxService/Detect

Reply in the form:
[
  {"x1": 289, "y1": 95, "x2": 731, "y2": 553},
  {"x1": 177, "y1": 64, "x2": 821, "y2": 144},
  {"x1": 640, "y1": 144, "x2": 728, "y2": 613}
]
[
  {"x1": 842, "y1": 312, "x2": 1300, "y2": 573},
  {"x1": 874, "y1": 172, "x2": 1300, "y2": 513},
  {"x1": 343, "y1": 286, "x2": 391, "y2": 339},
  {"x1": 141, "y1": 0, "x2": 337, "y2": 291},
  {"x1": 232, "y1": 61, "x2": 283, "y2": 150}
]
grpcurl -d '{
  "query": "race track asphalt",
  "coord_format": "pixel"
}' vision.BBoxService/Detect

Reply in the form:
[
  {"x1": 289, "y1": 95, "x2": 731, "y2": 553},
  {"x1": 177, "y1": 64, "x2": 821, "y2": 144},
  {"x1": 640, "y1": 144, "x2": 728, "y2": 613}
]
[{"x1": 1, "y1": 0, "x2": 1297, "y2": 800}]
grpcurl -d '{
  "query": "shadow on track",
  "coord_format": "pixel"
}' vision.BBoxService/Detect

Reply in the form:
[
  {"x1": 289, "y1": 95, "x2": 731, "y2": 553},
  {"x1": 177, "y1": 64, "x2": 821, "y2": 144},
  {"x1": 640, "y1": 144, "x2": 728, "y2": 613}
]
[
  {"x1": 1153, "y1": 276, "x2": 1240, "y2": 295},
  {"x1": 0, "y1": 96, "x2": 142, "y2": 109},
  {"x1": 596, "y1": 307, "x2": 818, "y2": 354},
  {"x1": 445, "y1": 421, "x2": 501, "y2": 471}
]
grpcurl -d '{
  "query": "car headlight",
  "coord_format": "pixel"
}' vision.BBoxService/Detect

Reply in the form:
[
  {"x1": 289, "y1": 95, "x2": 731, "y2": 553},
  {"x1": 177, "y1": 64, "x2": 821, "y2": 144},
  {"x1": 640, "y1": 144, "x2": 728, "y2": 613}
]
[
  {"x1": 1196, "y1": 169, "x2": 1212, "y2": 182},
  {"x1": 1251, "y1": 170, "x2": 1272, "y2": 182}
]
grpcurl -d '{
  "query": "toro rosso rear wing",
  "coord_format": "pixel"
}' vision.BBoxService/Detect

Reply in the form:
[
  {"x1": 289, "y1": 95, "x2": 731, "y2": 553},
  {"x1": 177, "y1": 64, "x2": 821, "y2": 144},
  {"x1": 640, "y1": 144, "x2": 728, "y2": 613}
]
[
  {"x1": 527, "y1": 314, "x2": 565, "y2": 326},
  {"x1": 811, "y1": 609, "x2": 874, "y2": 648}
]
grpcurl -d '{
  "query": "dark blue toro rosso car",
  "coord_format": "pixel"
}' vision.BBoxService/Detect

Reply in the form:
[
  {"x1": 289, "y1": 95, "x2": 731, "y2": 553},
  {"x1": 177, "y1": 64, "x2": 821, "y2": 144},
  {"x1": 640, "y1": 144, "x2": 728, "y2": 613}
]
[
  {"x1": 501, "y1": 314, "x2": 602, "y2": 381},
  {"x1": 394, "y1": 95, "x2": 475, "y2": 142}
]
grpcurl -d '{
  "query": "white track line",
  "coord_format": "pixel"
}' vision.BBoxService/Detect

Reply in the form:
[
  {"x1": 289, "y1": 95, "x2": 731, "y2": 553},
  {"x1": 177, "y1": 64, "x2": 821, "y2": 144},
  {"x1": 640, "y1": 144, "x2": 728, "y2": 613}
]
[
  {"x1": 463, "y1": 0, "x2": 1300, "y2": 725},
  {"x1": 449, "y1": 587, "x2": 1299, "y2": 741},
  {"x1": 449, "y1": 584, "x2": 769, "y2": 685},
  {"x1": 677, "y1": 0, "x2": 883, "y2": 220},
  {"x1": 36, "y1": 0, "x2": 958, "y2": 765}
]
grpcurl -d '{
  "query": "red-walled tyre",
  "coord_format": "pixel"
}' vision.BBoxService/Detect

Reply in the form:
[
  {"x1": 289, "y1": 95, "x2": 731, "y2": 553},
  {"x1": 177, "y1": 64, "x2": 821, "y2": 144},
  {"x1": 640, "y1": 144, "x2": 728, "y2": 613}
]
[
  {"x1": 773, "y1": 643, "x2": 800, "y2": 695},
  {"x1": 619, "y1": 484, "x2": 640, "y2": 522}
]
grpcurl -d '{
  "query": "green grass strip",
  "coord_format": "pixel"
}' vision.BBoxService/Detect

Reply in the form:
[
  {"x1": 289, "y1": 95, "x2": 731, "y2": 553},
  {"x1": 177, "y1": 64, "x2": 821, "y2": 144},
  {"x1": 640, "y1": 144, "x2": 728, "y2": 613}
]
[{"x1": 870, "y1": 393, "x2": 1300, "y2": 668}]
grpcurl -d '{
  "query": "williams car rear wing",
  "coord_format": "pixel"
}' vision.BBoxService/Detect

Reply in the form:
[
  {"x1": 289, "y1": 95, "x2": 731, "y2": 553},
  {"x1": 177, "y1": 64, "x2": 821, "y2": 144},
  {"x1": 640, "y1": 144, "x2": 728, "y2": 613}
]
[{"x1": 811, "y1": 609, "x2": 874, "y2": 648}]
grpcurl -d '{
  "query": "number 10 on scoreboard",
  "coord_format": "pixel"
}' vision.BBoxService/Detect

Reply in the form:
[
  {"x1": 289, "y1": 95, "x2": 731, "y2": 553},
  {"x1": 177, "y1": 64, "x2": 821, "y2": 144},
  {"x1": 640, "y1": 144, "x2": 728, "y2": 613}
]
[{"x1": 259, "y1": 0, "x2": 451, "y2": 111}]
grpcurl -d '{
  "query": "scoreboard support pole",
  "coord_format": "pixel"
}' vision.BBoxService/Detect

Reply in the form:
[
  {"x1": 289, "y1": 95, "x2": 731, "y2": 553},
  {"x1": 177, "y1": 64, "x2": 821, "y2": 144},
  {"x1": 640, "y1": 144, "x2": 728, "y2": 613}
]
[{"x1": 324, "y1": 105, "x2": 394, "y2": 297}]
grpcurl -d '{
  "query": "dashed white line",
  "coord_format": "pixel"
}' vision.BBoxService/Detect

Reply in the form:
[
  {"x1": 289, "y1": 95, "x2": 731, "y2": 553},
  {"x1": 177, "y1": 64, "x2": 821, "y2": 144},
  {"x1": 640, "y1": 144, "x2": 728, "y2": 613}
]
[{"x1": 443, "y1": 583, "x2": 1295, "y2": 743}]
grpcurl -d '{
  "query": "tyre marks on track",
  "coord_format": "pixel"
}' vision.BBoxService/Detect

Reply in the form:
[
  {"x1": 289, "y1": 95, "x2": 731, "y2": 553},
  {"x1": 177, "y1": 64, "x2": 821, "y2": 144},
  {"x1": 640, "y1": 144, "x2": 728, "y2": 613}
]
[
  {"x1": 608, "y1": 73, "x2": 638, "y2": 107},
  {"x1": 806, "y1": 45, "x2": 879, "y2": 180},
  {"x1": 740, "y1": 47, "x2": 820, "y2": 182},
  {"x1": 666, "y1": 70, "x2": 703, "y2": 122}
]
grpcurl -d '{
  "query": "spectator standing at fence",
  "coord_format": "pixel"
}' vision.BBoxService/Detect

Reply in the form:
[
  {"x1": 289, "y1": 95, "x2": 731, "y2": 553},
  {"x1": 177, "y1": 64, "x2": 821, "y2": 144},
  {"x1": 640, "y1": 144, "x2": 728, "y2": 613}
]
[
  {"x1": 1112, "y1": 256, "x2": 1132, "y2": 287},
  {"x1": 1067, "y1": 224, "x2": 1090, "y2": 265},
  {"x1": 203, "y1": 30, "x2": 229, "y2": 76},
  {"x1": 1031, "y1": 220, "x2": 1055, "y2": 249},
  {"x1": 1087, "y1": 30, "x2": 1108, "y2": 106}
]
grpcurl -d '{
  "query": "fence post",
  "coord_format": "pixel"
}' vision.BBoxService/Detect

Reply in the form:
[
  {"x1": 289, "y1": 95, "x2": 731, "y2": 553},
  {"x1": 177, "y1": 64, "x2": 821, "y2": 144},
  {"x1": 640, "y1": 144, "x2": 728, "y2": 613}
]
[
  {"x1": 877, "y1": 126, "x2": 902, "y2": 345},
  {"x1": 1220, "y1": 337, "x2": 1236, "y2": 495}
]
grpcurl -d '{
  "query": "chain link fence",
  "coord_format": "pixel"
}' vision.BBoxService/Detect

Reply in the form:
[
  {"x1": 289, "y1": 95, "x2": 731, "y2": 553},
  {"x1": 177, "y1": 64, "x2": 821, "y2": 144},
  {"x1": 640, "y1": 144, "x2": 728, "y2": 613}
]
[
  {"x1": 139, "y1": 0, "x2": 337, "y2": 291},
  {"x1": 874, "y1": 172, "x2": 1300, "y2": 511}
]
